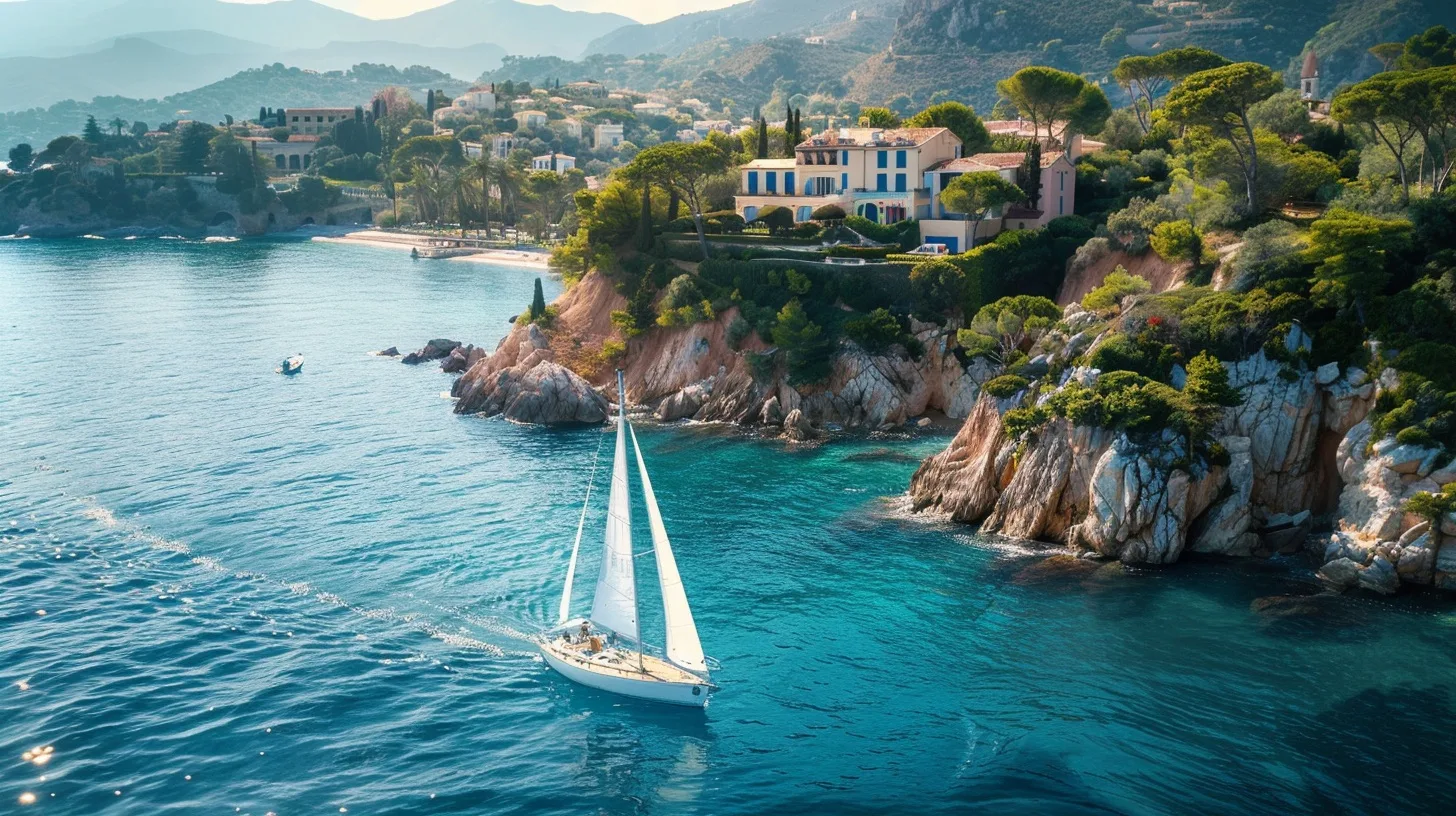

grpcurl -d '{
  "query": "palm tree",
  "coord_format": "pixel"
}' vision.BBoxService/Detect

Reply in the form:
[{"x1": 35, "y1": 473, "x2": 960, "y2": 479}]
[
  {"x1": 446, "y1": 169, "x2": 475, "y2": 237},
  {"x1": 492, "y1": 162, "x2": 523, "y2": 240},
  {"x1": 109, "y1": 117, "x2": 127, "y2": 137},
  {"x1": 466, "y1": 153, "x2": 493, "y2": 236}
]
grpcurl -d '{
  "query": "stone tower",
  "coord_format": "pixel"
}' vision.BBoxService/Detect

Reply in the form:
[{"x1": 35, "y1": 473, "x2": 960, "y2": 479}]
[{"x1": 1300, "y1": 50, "x2": 1320, "y2": 102}]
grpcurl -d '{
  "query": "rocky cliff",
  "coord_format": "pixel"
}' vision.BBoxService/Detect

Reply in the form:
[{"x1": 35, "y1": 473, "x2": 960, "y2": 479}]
[
  {"x1": 448, "y1": 270, "x2": 994, "y2": 436},
  {"x1": 905, "y1": 304, "x2": 1456, "y2": 593}
]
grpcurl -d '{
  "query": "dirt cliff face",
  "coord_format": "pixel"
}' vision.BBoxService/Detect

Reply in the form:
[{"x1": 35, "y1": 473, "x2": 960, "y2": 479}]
[
  {"x1": 498, "y1": 271, "x2": 994, "y2": 435},
  {"x1": 908, "y1": 316, "x2": 1388, "y2": 572}
]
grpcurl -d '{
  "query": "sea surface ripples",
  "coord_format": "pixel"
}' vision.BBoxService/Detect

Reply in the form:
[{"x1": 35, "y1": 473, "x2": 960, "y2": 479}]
[{"x1": 2, "y1": 237, "x2": 1455, "y2": 814}]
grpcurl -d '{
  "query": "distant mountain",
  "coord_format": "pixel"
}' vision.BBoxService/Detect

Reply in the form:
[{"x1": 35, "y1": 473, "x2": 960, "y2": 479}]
[
  {"x1": 585, "y1": 0, "x2": 863, "y2": 58},
  {"x1": 0, "y1": 0, "x2": 634, "y2": 59},
  {"x1": 0, "y1": 62, "x2": 469, "y2": 151},
  {"x1": 0, "y1": 33, "x2": 506, "y2": 114},
  {"x1": 0, "y1": 38, "x2": 260, "y2": 113}
]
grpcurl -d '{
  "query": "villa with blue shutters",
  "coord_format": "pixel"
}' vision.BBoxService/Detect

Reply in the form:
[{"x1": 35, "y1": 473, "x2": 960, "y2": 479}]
[{"x1": 734, "y1": 125, "x2": 1077, "y2": 254}]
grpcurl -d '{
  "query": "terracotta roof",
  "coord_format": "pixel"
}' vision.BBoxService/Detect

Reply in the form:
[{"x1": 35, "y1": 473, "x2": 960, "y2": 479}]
[
  {"x1": 969, "y1": 150, "x2": 1065, "y2": 169},
  {"x1": 796, "y1": 126, "x2": 951, "y2": 149},
  {"x1": 1301, "y1": 50, "x2": 1319, "y2": 79},
  {"x1": 926, "y1": 157, "x2": 1003, "y2": 173}
]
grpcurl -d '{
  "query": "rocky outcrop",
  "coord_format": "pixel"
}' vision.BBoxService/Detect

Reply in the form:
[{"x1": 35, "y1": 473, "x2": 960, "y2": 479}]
[
  {"x1": 1313, "y1": 416, "x2": 1456, "y2": 593},
  {"x1": 451, "y1": 323, "x2": 608, "y2": 426},
  {"x1": 525, "y1": 272, "x2": 992, "y2": 435},
  {"x1": 441, "y1": 344, "x2": 486, "y2": 374},
  {"x1": 403, "y1": 338, "x2": 461, "y2": 365},
  {"x1": 911, "y1": 317, "x2": 1385, "y2": 570}
]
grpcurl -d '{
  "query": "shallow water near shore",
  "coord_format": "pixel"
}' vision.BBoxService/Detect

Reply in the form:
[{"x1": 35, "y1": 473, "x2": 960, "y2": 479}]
[{"x1": 3, "y1": 237, "x2": 1455, "y2": 815}]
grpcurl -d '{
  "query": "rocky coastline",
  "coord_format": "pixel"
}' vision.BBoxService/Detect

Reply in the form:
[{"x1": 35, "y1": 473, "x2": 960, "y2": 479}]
[
  {"x1": 414, "y1": 269, "x2": 1454, "y2": 596},
  {"x1": 436, "y1": 270, "x2": 991, "y2": 437}
]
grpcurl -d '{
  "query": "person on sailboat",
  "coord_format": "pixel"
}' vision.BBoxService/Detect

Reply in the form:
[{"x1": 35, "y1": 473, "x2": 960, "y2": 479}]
[{"x1": 578, "y1": 620, "x2": 591, "y2": 642}]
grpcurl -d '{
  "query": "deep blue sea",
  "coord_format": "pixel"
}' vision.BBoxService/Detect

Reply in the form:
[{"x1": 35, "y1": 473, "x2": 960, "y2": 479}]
[{"x1": 3, "y1": 236, "x2": 1456, "y2": 815}]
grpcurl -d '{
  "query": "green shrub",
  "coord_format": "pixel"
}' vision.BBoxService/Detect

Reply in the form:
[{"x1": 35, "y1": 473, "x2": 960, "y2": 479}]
[
  {"x1": 826, "y1": 245, "x2": 896, "y2": 259},
  {"x1": 1088, "y1": 334, "x2": 1176, "y2": 381},
  {"x1": 1405, "y1": 483, "x2": 1456, "y2": 521},
  {"x1": 1002, "y1": 405, "x2": 1049, "y2": 437},
  {"x1": 983, "y1": 374, "x2": 1030, "y2": 398},
  {"x1": 843, "y1": 308, "x2": 903, "y2": 352},
  {"x1": 1082, "y1": 267, "x2": 1150, "y2": 314},
  {"x1": 726, "y1": 316, "x2": 752, "y2": 350},
  {"x1": 811, "y1": 204, "x2": 846, "y2": 221},
  {"x1": 1396, "y1": 426, "x2": 1437, "y2": 447}
]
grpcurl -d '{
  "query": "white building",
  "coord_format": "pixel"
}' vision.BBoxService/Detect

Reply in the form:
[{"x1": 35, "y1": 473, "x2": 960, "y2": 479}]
[
  {"x1": 451, "y1": 88, "x2": 497, "y2": 114},
  {"x1": 532, "y1": 153, "x2": 576, "y2": 174},
  {"x1": 514, "y1": 110, "x2": 548, "y2": 129},
  {"x1": 594, "y1": 123, "x2": 625, "y2": 149},
  {"x1": 286, "y1": 107, "x2": 354, "y2": 136},
  {"x1": 557, "y1": 118, "x2": 584, "y2": 140},
  {"x1": 632, "y1": 102, "x2": 668, "y2": 115}
]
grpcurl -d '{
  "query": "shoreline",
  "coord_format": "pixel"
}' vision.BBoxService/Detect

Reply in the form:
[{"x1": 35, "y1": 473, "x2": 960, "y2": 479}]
[{"x1": 313, "y1": 230, "x2": 553, "y2": 270}]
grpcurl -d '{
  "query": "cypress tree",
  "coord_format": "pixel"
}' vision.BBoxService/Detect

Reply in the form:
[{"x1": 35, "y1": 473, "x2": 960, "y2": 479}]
[
  {"x1": 784, "y1": 104, "x2": 793, "y2": 157},
  {"x1": 426, "y1": 89, "x2": 436, "y2": 117},
  {"x1": 757, "y1": 117, "x2": 768, "y2": 159},
  {"x1": 635, "y1": 185, "x2": 654, "y2": 252},
  {"x1": 529, "y1": 277, "x2": 547, "y2": 321},
  {"x1": 1018, "y1": 141, "x2": 1043, "y2": 210}
]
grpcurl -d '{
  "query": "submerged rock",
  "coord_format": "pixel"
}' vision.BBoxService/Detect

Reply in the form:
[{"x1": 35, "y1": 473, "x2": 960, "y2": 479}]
[{"x1": 375, "y1": 346, "x2": 400, "y2": 357}]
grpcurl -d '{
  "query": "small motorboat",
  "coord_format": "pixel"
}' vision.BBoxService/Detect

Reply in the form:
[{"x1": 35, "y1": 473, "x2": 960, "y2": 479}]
[{"x1": 278, "y1": 354, "x2": 304, "y2": 375}]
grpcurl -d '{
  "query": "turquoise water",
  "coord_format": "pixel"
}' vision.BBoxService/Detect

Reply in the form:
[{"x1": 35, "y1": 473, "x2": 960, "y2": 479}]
[{"x1": 2, "y1": 237, "x2": 1455, "y2": 815}]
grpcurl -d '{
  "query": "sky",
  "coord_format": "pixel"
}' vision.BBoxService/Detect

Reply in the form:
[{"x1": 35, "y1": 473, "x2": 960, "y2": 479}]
[{"x1": 224, "y1": 0, "x2": 741, "y2": 25}]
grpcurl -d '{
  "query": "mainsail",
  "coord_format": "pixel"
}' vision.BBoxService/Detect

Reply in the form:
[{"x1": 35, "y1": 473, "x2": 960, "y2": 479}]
[
  {"x1": 589, "y1": 378, "x2": 638, "y2": 642},
  {"x1": 629, "y1": 425, "x2": 707, "y2": 674}
]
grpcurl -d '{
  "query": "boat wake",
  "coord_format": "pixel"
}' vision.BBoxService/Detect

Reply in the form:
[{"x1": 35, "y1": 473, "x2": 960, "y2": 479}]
[{"x1": 73, "y1": 496, "x2": 518, "y2": 659}]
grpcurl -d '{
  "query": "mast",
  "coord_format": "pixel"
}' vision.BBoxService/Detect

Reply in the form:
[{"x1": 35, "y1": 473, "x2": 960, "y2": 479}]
[
  {"x1": 588, "y1": 369, "x2": 638, "y2": 646},
  {"x1": 620, "y1": 369, "x2": 645, "y2": 673}
]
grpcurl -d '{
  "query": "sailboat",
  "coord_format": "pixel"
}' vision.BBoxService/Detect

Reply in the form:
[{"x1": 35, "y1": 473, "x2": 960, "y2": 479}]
[{"x1": 538, "y1": 370, "x2": 717, "y2": 708}]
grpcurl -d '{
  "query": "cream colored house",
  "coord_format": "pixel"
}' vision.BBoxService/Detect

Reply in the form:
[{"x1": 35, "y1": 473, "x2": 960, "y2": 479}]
[
  {"x1": 514, "y1": 110, "x2": 548, "y2": 129},
  {"x1": 286, "y1": 107, "x2": 354, "y2": 136},
  {"x1": 594, "y1": 123, "x2": 625, "y2": 149},
  {"x1": 918, "y1": 150, "x2": 1077, "y2": 253},
  {"x1": 734, "y1": 126, "x2": 962, "y2": 226},
  {"x1": 532, "y1": 153, "x2": 576, "y2": 174}
]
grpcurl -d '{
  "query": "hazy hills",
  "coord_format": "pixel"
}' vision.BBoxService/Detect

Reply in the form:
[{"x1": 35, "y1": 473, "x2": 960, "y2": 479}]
[
  {"x1": 0, "y1": 0, "x2": 633, "y2": 58},
  {"x1": 0, "y1": 34, "x2": 506, "y2": 113},
  {"x1": 584, "y1": 0, "x2": 863, "y2": 58},
  {"x1": 0, "y1": 62, "x2": 467, "y2": 151}
]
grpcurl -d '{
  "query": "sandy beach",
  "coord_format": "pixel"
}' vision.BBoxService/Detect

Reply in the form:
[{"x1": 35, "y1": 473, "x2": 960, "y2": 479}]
[{"x1": 314, "y1": 229, "x2": 553, "y2": 270}]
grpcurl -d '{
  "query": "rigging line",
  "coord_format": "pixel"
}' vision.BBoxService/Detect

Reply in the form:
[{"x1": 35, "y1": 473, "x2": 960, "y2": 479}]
[{"x1": 560, "y1": 425, "x2": 609, "y2": 624}]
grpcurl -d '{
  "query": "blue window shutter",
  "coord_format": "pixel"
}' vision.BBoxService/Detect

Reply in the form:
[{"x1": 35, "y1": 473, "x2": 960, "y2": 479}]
[
  {"x1": 841, "y1": 172, "x2": 848, "y2": 191},
  {"x1": 895, "y1": 174, "x2": 906, "y2": 192},
  {"x1": 877, "y1": 151, "x2": 887, "y2": 169},
  {"x1": 896, "y1": 150, "x2": 906, "y2": 168},
  {"x1": 876, "y1": 173, "x2": 887, "y2": 192},
  {"x1": 767, "y1": 172, "x2": 777, "y2": 193},
  {"x1": 786, "y1": 172, "x2": 795, "y2": 195},
  {"x1": 748, "y1": 172, "x2": 758, "y2": 194},
  {"x1": 841, "y1": 150, "x2": 849, "y2": 165}
]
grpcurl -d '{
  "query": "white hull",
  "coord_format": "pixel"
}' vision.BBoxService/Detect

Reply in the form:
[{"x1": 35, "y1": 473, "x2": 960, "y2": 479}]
[{"x1": 539, "y1": 641, "x2": 712, "y2": 708}]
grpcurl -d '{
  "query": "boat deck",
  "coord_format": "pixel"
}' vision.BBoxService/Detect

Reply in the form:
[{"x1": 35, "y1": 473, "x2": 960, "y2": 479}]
[{"x1": 541, "y1": 637, "x2": 707, "y2": 686}]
